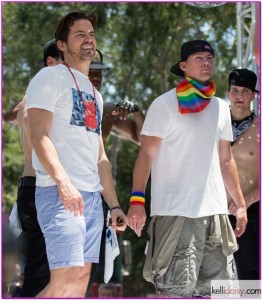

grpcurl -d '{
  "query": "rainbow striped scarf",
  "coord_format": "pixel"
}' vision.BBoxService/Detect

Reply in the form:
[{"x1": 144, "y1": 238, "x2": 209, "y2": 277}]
[{"x1": 176, "y1": 76, "x2": 216, "y2": 114}]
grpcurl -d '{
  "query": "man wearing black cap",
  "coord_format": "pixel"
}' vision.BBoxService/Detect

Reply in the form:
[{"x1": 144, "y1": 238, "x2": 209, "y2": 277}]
[
  {"x1": 87, "y1": 49, "x2": 144, "y2": 295},
  {"x1": 3, "y1": 39, "x2": 62, "y2": 297},
  {"x1": 227, "y1": 68, "x2": 260, "y2": 280},
  {"x1": 41, "y1": 38, "x2": 61, "y2": 67},
  {"x1": 127, "y1": 40, "x2": 247, "y2": 297},
  {"x1": 89, "y1": 49, "x2": 144, "y2": 145}
]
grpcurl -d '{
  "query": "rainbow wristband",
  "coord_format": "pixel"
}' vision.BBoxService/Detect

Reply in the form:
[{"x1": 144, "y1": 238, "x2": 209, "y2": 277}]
[{"x1": 130, "y1": 191, "x2": 145, "y2": 206}]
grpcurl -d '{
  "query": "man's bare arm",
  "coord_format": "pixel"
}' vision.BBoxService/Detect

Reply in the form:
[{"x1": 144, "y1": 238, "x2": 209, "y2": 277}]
[
  {"x1": 112, "y1": 111, "x2": 145, "y2": 145},
  {"x1": 97, "y1": 135, "x2": 128, "y2": 230},
  {"x1": 3, "y1": 100, "x2": 24, "y2": 124},
  {"x1": 219, "y1": 139, "x2": 247, "y2": 237},
  {"x1": 102, "y1": 101, "x2": 145, "y2": 145},
  {"x1": 127, "y1": 135, "x2": 162, "y2": 237}
]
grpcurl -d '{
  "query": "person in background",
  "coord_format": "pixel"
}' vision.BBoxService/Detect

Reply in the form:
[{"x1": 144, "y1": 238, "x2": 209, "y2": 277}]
[
  {"x1": 98, "y1": 283, "x2": 116, "y2": 298},
  {"x1": 26, "y1": 11, "x2": 127, "y2": 297},
  {"x1": 10, "y1": 273, "x2": 25, "y2": 297},
  {"x1": 227, "y1": 68, "x2": 260, "y2": 280},
  {"x1": 86, "y1": 49, "x2": 145, "y2": 295},
  {"x1": 2, "y1": 217, "x2": 18, "y2": 297},
  {"x1": 127, "y1": 40, "x2": 247, "y2": 297},
  {"x1": 3, "y1": 39, "x2": 62, "y2": 297},
  {"x1": 89, "y1": 49, "x2": 144, "y2": 145}
]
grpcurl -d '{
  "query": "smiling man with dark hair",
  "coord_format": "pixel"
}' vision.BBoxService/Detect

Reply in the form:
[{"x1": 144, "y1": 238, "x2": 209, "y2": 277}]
[{"x1": 26, "y1": 11, "x2": 128, "y2": 297}]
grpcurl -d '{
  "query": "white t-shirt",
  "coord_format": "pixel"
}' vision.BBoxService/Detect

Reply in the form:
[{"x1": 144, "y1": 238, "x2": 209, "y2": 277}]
[
  {"x1": 142, "y1": 88, "x2": 233, "y2": 218},
  {"x1": 26, "y1": 64, "x2": 103, "y2": 192}
]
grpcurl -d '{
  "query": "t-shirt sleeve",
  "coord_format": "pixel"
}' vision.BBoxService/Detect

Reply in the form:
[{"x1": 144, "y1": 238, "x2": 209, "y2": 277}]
[
  {"x1": 141, "y1": 97, "x2": 173, "y2": 139},
  {"x1": 26, "y1": 67, "x2": 59, "y2": 112},
  {"x1": 220, "y1": 101, "x2": 233, "y2": 141}
]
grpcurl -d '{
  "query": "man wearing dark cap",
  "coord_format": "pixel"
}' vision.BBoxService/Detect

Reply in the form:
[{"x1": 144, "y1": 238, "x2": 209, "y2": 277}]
[
  {"x1": 87, "y1": 49, "x2": 144, "y2": 295},
  {"x1": 4, "y1": 39, "x2": 62, "y2": 123},
  {"x1": 127, "y1": 40, "x2": 247, "y2": 297},
  {"x1": 3, "y1": 39, "x2": 62, "y2": 297},
  {"x1": 89, "y1": 49, "x2": 144, "y2": 145},
  {"x1": 227, "y1": 68, "x2": 260, "y2": 280},
  {"x1": 41, "y1": 38, "x2": 61, "y2": 67}
]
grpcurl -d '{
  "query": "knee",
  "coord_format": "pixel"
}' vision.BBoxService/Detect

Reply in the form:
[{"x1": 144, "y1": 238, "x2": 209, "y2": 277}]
[
  {"x1": 57, "y1": 277, "x2": 79, "y2": 296},
  {"x1": 78, "y1": 268, "x2": 91, "y2": 294},
  {"x1": 57, "y1": 271, "x2": 89, "y2": 297},
  {"x1": 49, "y1": 267, "x2": 82, "y2": 295}
]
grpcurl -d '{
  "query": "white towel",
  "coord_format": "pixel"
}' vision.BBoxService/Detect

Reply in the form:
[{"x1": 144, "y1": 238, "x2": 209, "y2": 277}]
[
  {"x1": 104, "y1": 213, "x2": 120, "y2": 283},
  {"x1": 9, "y1": 202, "x2": 22, "y2": 238}
]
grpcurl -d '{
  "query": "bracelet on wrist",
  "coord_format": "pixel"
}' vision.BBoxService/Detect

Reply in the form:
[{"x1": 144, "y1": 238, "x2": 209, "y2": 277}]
[
  {"x1": 110, "y1": 205, "x2": 122, "y2": 212},
  {"x1": 130, "y1": 191, "x2": 145, "y2": 206}
]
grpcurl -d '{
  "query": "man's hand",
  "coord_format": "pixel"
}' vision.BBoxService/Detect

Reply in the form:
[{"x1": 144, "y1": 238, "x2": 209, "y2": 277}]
[
  {"x1": 110, "y1": 208, "x2": 128, "y2": 231},
  {"x1": 228, "y1": 201, "x2": 237, "y2": 216},
  {"x1": 113, "y1": 99, "x2": 141, "y2": 120},
  {"x1": 58, "y1": 181, "x2": 84, "y2": 217},
  {"x1": 229, "y1": 202, "x2": 248, "y2": 237},
  {"x1": 234, "y1": 207, "x2": 247, "y2": 237},
  {"x1": 127, "y1": 205, "x2": 146, "y2": 237}
]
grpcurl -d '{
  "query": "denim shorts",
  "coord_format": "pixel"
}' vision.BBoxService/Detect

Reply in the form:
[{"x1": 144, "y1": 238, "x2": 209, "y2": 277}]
[{"x1": 35, "y1": 186, "x2": 104, "y2": 270}]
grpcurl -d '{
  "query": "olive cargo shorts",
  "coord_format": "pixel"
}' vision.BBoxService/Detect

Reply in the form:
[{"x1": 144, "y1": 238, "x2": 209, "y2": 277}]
[{"x1": 155, "y1": 216, "x2": 236, "y2": 297}]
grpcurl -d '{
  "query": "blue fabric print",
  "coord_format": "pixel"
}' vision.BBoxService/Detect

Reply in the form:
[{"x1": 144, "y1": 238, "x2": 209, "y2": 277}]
[{"x1": 70, "y1": 88, "x2": 101, "y2": 135}]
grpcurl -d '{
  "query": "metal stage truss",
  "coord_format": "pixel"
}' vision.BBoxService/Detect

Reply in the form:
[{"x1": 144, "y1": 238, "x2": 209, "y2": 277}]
[{"x1": 236, "y1": 2, "x2": 259, "y2": 112}]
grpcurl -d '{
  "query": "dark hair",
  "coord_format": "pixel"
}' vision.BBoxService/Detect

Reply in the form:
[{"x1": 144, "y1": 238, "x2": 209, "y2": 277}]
[
  {"x1": 55, "y1": 11, "x2": 96, "y2": 60},
  {"x1": 228, "y1": 69, "x2": 259, "y2": 93},
  {"x1": 98, "y1": 283, "x2": 115, "y2": 296},
  {"x1": 44, "y1": 55, "x2": 60, "y2": 67}
]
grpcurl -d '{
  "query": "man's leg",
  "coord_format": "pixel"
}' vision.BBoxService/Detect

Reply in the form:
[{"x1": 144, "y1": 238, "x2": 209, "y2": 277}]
[
  {"x1": 37, "y1": 262, "x2": 92, "y2": 297},
  {"x1": 35, "y1": 187, "x2": 104, "y2": 297},
  {"x1": 35, "y1": 186, "x2": 87, "y2": 297},
  {"x1": 194, "y1": 243, "x2": 235, "y2": 296},
  {"x1": 16, "y1": 177, "x2": 50, "y2": 296},
  {"x1": 229, "y1": 204, "x2": 259, "y2": 280},
  {"x1": 20, "y1": 230, "x2": 50, "y2": 296},
  {"x1": 194, "y1": 215, "x2": 238, "y2": 296},
  {"x1": 154, "y1": 217, "x2": 209, "y2": 297}
]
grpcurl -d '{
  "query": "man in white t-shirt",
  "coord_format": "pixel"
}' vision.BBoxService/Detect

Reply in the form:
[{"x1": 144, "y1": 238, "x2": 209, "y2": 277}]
[
  {"x1": 127, "y1": 40, "x2": 247, "y2": 297},
  {"x1": 26, "y1": 11, "x2": 128, "y2": 298}
]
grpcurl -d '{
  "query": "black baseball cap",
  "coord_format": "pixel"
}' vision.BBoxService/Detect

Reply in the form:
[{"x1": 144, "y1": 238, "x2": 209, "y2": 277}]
[
  {"x1": 228, "y1": 68, "x2": 259, "y2": 93},
  {"x1": 170, "y1": 40, "x2": 215, "y2": 76},
  {"x1": 42, "y1": 39, "x2": 59, "y2": 66},
  {"x1": 90, "y1": 49, "x2": 110, "y2": 70}
]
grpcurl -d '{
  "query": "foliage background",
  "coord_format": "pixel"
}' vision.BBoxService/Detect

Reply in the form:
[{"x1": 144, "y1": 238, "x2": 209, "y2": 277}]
[{"x1": 2, "y1": 1, "x2": 244, "y2": 296}]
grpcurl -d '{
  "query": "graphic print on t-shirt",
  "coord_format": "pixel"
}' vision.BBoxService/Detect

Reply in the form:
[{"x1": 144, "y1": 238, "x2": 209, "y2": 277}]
[{"x1": 70, "y1": 88, "x2": 101, "y2": 135}]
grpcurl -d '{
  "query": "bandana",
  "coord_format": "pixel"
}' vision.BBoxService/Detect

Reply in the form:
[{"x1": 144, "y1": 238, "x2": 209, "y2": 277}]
[
  {"x1": 176, "y1": 76, "x2": 216, "y2": 114},
  {"x1": 231, "y1": 111, "x2": 256, "y2": 145}
]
